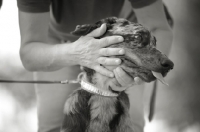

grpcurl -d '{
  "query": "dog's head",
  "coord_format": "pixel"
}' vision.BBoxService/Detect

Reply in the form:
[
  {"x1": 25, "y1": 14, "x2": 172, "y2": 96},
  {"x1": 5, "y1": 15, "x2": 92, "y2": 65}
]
[{"x1": 72, "y1": 17, "x2": 174, "y2": 86}]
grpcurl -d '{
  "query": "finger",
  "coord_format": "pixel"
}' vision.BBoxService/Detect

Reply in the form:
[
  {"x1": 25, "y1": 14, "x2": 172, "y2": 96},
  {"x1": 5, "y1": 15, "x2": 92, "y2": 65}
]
[
  {"x1": 99, "y1": 36, "x2": 124, "y2": 47},
  {"x1": 97, "y1": 57, "x2": 121, "y2": 66},
  {"x1": 99, "y1": 48, "x2": 125, "y2": 56},
  {"x1": 109, "y1": 78, "x2": 127, "y2": 92},
  {"x1": 86, "y1": 23, "x2": 107, "y2": 37},
  {"x1": 93, "y1": 65, "x2": 114, "y2": 78},
  {"x1": 113, "y1": 67, "x2": 134, "y2": 86},
  {"x1": 133, "y1": 77, "x2": 144, "y2": 85},
  {"x1": 111, "y1": 86, "x2": 127, "y2": 92}
]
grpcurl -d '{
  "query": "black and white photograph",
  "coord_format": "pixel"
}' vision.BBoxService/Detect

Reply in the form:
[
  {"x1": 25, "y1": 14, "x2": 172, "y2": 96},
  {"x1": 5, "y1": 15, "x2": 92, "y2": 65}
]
[{"x1": 0, "y1": 0, "x2": 200, "y2": 132}]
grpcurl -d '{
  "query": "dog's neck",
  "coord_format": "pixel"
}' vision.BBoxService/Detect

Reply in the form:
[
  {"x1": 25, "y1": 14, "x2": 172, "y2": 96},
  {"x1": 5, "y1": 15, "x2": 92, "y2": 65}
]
[
  {"x1": 81, "y1": 80, "x2": 118, "y2": 97},
  {"x1": 82, "y1": 66, "x2": 122, "y2": 97}
]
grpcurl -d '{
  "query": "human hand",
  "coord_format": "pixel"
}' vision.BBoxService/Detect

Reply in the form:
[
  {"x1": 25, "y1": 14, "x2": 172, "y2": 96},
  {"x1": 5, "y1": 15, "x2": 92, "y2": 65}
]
[
  {"x1": 111, "y1": 67, "x2": 144, "y2": 91},
  {"x1": 72, "y1": 24, "x2": 124, "y2": 77}
]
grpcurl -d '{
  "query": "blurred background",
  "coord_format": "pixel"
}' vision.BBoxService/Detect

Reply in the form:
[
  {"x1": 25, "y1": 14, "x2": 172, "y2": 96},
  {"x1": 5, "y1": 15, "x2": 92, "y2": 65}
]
[
  {"x1": 143, "y1": 0, "x2": 200, "y2": 131},
  {"x1": 0, "y1": 0, "x2": 37, "y2": 132},
  {"x1": 0, "y1": 0, "x2": 200, "y2": 132}
]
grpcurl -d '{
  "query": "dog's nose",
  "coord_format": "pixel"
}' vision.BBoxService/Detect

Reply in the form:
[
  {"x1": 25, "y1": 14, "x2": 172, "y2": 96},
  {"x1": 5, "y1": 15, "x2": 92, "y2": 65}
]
[{"x1": 160, "y1": 59, "x2": 174, "y2": 70}]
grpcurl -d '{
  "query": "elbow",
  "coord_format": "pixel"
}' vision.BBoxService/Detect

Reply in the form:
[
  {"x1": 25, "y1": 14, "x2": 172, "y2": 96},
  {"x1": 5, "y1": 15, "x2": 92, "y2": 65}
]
[{"x1": 20, "y1": 47, "x2": 37, "y2": 72}]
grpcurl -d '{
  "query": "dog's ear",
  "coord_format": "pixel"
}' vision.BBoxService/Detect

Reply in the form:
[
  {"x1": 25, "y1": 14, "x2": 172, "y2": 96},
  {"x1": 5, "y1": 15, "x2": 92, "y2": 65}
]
[
  {"x1": 81, "y1": 66, "x2": 95, "y2": 83},
  {"x1": 71, "y1": 24, "x2": 98, "y2": 36},
  {"x1": 71, "y1": 17, "x2": 117, "y2": 36}
]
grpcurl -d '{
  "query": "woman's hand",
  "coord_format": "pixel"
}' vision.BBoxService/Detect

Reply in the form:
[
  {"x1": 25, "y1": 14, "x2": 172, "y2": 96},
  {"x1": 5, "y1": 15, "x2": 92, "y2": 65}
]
[{"x1": 72, "y1": 24, "x2": 125, "y2": 77}]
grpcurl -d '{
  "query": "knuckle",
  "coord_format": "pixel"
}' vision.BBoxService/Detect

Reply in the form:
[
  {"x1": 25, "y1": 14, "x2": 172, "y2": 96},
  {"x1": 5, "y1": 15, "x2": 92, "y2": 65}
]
[
  {"x1": 95, "y1": 39, "x2": 101, "y2": 47},
  {"x1": 100, "y1": 48, "x2": 108, "y2": 56},
  {"x1": 104, "y1": 49, "x2": 109, "y2": 56},
  {"x1": 99, "y1": 48, "x2": 103, "y2": 55},
  {"x1": 93, "y1": 65, "x2": 100, "y2": 72},
  {"x1": 103, "y1": 37, "x2": 109, "y2": 45},
  {"x1": 110, "y1": 49, "x2": 118, "y2": 55},
  {"x1": 98, "y1": 57, "x2": 107, "y2": 64},
  {"x1": 89, "y1": 39, "x2": 95, "y2": 45}
]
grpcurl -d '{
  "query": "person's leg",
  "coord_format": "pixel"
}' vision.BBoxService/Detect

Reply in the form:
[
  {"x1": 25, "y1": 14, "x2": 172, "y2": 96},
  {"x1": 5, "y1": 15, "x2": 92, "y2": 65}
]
[
  {"x1": 35, "y1": 28, "x2": 81, "y2": 132},
  {"x1": 35, "y1": 67, "x2": 80, "y2": 132},
  {"x1": 128, "y1": 85, "x2": 145, "y2": 132}
]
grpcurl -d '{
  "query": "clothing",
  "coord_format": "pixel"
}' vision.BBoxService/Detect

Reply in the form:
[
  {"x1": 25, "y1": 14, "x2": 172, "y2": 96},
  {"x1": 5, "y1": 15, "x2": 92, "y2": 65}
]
[
  {"x1": 17, "y1": 1, "x2": 157, "y2": 132},
  {"x1": 17, "y1": 0, "x2": 157, "y2": 12},
  {"x1": 17, "y1": 0, "x2": 157, "y2": 41}
]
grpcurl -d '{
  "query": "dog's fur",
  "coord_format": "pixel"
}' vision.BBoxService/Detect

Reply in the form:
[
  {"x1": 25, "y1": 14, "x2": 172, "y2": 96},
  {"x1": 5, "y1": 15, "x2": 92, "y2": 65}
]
[{"x1": 61, "y1": 17, "x2": 174, "y2": 132}]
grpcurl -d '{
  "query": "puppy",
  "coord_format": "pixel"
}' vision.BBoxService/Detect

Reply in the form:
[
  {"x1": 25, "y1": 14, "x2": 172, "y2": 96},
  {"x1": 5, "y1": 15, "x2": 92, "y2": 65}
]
[{"x1": 61, "y1": 17, "x2": 174, "y2": 132}]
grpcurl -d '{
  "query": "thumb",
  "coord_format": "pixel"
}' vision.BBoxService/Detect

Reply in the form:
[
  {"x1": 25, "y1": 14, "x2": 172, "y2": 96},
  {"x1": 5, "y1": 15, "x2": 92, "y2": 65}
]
[
  {"x1": 86, "y1": 23, "x2": 107, "y2": 37},
  {"x1": 113, "y1": 67, "x2": 134, "y2": 86},
  {"x1": 113, "y1": 67, "x2": 144, "y2": 86}
]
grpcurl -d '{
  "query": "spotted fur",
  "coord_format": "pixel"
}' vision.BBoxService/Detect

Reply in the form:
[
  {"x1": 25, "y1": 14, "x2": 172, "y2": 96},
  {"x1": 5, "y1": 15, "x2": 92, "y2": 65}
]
[{"x1": 61, "y1": 17, "x2": 174, "y2": 132}]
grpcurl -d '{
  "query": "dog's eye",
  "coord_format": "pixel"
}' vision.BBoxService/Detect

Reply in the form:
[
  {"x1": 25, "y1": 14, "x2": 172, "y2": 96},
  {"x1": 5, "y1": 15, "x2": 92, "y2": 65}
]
[{"x1": 134, "y1": 35, "x2": 142, "y2": 42}]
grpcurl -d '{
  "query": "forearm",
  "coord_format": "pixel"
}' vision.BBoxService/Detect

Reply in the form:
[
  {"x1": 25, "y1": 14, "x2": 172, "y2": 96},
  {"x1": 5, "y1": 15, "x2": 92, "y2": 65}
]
[
  {"x1": 20, "y1": 33, "x2": 124, "y2": 74},
  {"x1": 20, "y1": 42, "x2": 78, "y2": 72},
  {"x1": 19, "y1": 11, "x2": 82, "y2": 72}
]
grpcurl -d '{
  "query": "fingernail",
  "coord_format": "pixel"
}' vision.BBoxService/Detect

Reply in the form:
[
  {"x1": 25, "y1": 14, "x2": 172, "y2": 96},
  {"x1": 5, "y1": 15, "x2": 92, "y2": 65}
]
[
  {"x1": 119, "y1": 49, "x2": 125, "y2": 54},
  {"x1": 115, "y1": 59, "x2": 121, "y2": 64},
  {"x1": 118, "y1": 37, "x2": 124, "y2": 41}
]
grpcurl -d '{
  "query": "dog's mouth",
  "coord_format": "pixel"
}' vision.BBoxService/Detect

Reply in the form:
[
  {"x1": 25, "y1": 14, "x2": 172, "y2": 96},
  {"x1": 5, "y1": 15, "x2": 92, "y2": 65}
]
[
  {"x1": 151, "y1": 71, "x2": 169, "y2": 86},
  {"x1": 121, "y1": 58, "x2": 170, "y2": 86},
  {"x1": 134, "y1": 69, "x2": 169, "y2": 86}
]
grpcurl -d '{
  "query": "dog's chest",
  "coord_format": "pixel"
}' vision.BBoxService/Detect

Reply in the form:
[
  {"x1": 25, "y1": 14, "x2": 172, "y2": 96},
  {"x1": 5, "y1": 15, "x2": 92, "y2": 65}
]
[{"x1": 61, "y1": 89, "x2": 130, "y2": 132}]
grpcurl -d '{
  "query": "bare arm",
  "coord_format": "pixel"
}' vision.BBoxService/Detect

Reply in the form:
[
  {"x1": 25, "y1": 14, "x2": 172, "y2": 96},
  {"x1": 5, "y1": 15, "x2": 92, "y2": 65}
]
[
  {"x1": 19, "y1": 11, "x2": 124, "y2": 77},
  {"x1": 133, "y1": 0, "x2": 173, "y2": 55}
]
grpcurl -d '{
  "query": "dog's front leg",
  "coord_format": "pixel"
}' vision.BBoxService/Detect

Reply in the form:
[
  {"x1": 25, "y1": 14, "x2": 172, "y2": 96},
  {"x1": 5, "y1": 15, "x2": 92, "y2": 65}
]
[
  {"x1": 86, "y1": 95, "x2": 118, "y2": 132},
  {"x1": 61, "y1": 89, "x2": 91, "y2": 132},
  {"x1": 115, "y1": 93, "x2": 135, "y2": 132},
  {"x1": 115, "y1": 113, "x2": 135, "y2": 132}
]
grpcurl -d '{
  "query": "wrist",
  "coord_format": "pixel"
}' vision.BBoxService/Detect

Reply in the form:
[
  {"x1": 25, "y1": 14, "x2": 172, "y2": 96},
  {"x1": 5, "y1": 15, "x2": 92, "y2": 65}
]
[{"x1": 55, "y1": 42, "x2": 81, "y2": 67}]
